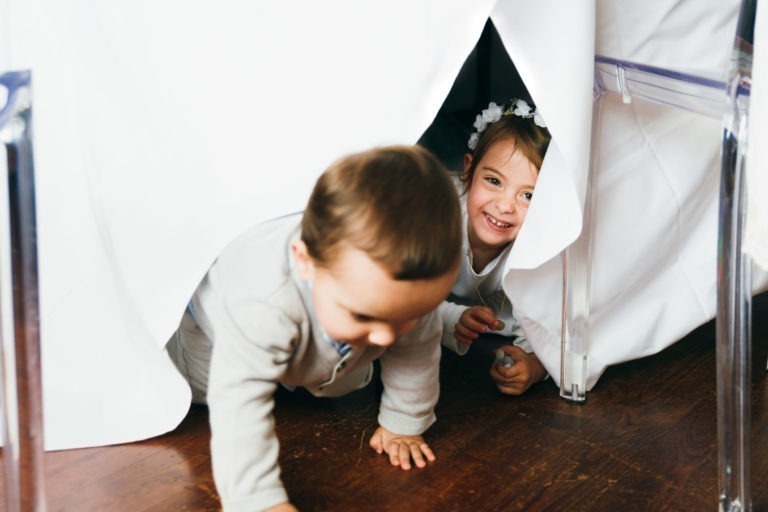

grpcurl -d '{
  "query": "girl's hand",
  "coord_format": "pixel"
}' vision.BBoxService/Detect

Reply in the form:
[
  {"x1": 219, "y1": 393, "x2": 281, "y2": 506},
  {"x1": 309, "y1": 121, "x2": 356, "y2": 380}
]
[
  {"x1": 369, "y1": 426, "x2": 436, "y2": 470},
  {"x1": 454, "y1": 306, "x2": 498, "y2": 345},
  {"x1": 489, "y1": 345, "x2": 547, "y2": 395}
]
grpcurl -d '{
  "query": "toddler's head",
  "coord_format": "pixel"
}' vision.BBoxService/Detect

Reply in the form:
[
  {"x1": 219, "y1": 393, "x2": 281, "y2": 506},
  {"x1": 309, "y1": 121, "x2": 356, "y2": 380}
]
[
  {"x1": 294, "y1": 145, "x2": 461, "y2": 348},
  {"x1": 461, "y1": 99, "x2": 551, "y2": 256}
]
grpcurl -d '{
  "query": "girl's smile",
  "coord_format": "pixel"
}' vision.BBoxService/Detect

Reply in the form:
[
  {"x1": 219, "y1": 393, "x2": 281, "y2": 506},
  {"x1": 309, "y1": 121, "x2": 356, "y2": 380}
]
[{"x1": 483, "y1": 212, "x2": 512, "y2": 230}]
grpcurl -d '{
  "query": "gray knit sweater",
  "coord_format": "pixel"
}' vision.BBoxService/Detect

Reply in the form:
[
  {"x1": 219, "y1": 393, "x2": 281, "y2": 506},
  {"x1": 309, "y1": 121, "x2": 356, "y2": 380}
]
[{"x1": 170, "y1": 213, "x2": 442, "y2": 512}]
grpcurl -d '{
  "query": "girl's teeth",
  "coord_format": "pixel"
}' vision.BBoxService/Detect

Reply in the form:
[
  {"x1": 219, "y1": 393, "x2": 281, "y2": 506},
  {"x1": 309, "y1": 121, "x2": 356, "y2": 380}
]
[{"x1": 487, "y1": 214, "x2": 510, "y2": 228}]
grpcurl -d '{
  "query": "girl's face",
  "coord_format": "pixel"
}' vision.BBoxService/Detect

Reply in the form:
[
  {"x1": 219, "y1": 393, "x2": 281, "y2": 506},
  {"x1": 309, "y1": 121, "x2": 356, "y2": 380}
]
[
  {"x1": 465, "y1": 137, "x2": 539, "y2": 254},
  {"x1": 292, "y1": 240, "x2": 458, "y2": 349}
]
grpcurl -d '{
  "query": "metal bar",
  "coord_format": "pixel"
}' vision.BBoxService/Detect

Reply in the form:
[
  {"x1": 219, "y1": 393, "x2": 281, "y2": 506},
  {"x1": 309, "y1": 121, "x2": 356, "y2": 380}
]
[{"x1": 0, "y1": 70, "x2": 47, "y2": 512}]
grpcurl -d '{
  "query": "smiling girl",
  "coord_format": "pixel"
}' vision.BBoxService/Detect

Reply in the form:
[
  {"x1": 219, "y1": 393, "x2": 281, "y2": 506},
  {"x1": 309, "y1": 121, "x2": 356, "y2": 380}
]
[{"x1": 438, "y1": 98, "x2": 551, "y2": 396}]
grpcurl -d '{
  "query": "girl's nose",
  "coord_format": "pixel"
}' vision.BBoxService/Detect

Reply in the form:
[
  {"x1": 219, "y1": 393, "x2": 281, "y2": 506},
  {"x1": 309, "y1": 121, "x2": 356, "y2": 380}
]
[{"x1": 496, "y1": 193, "x2": 517, "y2": 214}]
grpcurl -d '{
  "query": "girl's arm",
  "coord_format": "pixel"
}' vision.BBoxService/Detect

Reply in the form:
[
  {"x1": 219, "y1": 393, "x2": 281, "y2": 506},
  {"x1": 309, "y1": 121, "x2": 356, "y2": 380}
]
[{"x1": 435, "y1": 301, "x2": 471, "y2": 354}]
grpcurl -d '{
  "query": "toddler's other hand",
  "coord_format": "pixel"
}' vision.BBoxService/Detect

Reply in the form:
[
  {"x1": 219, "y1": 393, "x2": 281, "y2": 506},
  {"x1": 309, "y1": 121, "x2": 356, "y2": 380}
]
[
  {"x1": 369, "y1": 426, "x2": 435, "y2": 470},
  {"x1": 454, "y1": 306, "x2": 498, "y2": 345}
]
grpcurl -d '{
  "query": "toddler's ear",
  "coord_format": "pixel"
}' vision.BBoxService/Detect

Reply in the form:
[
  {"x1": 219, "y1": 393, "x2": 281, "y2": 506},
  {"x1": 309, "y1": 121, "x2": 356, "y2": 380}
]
[{"x1": 291, "y1": 240, "x2": 315, "y2": 280}]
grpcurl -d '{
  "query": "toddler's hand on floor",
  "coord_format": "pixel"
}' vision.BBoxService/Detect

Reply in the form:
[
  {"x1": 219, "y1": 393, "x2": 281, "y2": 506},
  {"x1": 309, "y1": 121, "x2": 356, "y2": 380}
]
[
  {"x1": 454, "y1": 306, "x2": 498, "y2": 345},
  {"x1": 490, "y1": 345, "x2": 547, "y2": 395},
  {"x1": 369, "y1": 426, "x2": 435, "y2": 470}
]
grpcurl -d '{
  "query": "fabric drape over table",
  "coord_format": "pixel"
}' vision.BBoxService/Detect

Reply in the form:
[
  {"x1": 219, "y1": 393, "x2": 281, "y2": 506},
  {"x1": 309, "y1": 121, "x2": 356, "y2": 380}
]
[{"x1": 0, "y1": 0, "x2": 765, "y2": 450}]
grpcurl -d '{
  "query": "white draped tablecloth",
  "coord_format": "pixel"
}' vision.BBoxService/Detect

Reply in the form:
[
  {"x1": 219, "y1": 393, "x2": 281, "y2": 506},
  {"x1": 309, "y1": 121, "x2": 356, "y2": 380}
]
[
  {"x1": 745, "y1": 1, "x2": 768, "y2": 269},
  {"x1": 0, "y1": 0, "x2": 765, "y2": 449}
]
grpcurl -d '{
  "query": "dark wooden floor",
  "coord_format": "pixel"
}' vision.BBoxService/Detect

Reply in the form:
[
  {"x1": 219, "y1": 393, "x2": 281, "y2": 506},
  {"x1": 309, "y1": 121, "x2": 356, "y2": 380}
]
[{"x1": 3, "y1": 293, "x2": 768, "y2": 511}]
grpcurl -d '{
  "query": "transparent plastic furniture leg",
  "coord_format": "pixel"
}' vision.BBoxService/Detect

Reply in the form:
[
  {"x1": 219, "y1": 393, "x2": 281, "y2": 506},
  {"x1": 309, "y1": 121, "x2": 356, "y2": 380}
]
[
  {"x1": 717, "y1": 1, "x2": 755, "y2": 510},
  {"x1": 0, "y1": 70, "x2": 47, "y2": 512},
  {"x1": 590, "y1": 1, "x2": 757, "y2": 507},
  {"x1": 559, "y1": 87, "x2": 602, "y2": 403}
]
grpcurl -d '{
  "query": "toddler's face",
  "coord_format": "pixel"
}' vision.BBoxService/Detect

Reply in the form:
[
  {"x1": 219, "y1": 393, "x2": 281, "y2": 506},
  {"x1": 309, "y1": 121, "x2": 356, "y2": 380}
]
[
  {"x1": 293, "y1": 241, "x2": 458, "y2": 349},
  {"x1": 465, "y1": 138, "x2": 538, "y2": 254}
]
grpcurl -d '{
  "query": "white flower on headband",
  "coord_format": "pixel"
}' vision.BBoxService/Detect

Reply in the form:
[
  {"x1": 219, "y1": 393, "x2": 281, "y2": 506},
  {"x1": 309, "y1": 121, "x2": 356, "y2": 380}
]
[
  {"x1": 472, "y1": 115, "x2": 487, "y2": 133},
  {"x1": 472, "y1": 102, "x2": 503, "y2": 133},
  {"x1": 468, "y1": 132, "x2": 480, "y2": 150},
  {"x1": 512, "y1": 99, "x2": 533, "y2": 117},
  {"x1": 482, "y1": 102, "x2": 503, "y2": 123},
  {"x1": 467, "y1": 98, "x2": 547, "y2": 150}
]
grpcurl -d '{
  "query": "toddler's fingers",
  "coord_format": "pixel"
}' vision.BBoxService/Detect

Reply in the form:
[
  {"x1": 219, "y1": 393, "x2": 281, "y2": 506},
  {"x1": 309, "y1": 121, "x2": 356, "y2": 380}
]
[
  {"x1": 420, "y1": 442, "x2": 436, "y2": 463},
  {"x1": 369, "y1": 431, "x2": 383, "y2": 454},
  {"x1": 391, "y1": 442, "x2": 412, "y2": 470},
  {"x1": 408, "y1": 444, "x2": 427, "y2": 469},
  {"x1": 386, "y1": 441, "x2": 400, "y2": 467}
]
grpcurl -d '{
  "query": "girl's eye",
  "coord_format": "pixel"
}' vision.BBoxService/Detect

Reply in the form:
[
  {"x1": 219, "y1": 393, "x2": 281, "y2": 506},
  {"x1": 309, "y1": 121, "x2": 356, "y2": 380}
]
[
  {"x1": 521, "y1": 192, "x2": 533, "y2": 201},
  {"x1": 484, "y1": 177, "x2": 501, "y2": 186}
]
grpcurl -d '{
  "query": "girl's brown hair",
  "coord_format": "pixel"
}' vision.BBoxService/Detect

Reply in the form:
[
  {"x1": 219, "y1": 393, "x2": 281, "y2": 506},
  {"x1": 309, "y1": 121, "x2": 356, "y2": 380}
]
[
  {"x1": 302, "y1": 145, "x2": 461, "y2": 280},
  {"x1": 461, "y1": 102, "x2": 551, "y2": 192}
]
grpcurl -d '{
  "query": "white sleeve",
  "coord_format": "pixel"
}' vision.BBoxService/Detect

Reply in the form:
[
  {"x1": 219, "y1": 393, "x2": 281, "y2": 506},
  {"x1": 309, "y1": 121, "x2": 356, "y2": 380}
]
[{"x1": 436, "y1": 301, "x2": 470, "y2": 355}]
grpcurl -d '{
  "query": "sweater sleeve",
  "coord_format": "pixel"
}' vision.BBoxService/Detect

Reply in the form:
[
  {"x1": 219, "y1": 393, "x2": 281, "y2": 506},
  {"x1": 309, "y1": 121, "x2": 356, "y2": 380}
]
[
  {"x1": 199, "y1": 288, "x2": 299, "y2": 512},
  {"x1": 435, "y1": 301, "x2": 471, "y2": 356},
  {"x1": 376, "y1": 310, "x2": 443, "y2": 436}
]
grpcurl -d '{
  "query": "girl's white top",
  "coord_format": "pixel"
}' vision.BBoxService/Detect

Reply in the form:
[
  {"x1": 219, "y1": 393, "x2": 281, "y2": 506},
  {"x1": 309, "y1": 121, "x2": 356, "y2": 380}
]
[{"x1": 438, "y1": 176, "x2": 531, "y2": 355}]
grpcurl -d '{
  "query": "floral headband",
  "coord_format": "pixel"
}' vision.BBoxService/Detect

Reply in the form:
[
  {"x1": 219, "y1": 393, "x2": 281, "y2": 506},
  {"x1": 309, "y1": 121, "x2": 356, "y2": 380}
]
[{"x1": 467, "y1": 98, "x2": 547, "y2": 150}]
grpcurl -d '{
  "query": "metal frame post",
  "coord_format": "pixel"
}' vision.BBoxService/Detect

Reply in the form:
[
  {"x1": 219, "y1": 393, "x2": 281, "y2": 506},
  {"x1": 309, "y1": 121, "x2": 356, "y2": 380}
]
[{"x1": 0, "y1": 70, "x2": 47, "y2": 512}]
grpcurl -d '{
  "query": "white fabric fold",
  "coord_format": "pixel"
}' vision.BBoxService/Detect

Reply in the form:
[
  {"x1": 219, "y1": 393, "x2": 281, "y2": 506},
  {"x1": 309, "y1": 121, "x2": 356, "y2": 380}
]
[
  {"x1": 491, "y1": 0, "x2": 595, "y2": 268},
  {"x1": 745, "y1": 1, "x2": 768, "y2": 270},
  {"x1": 2, "y1": 0, "x2": 497, "y2": 449},
  {"x1": 504, "y1": 0, "x2": 767, "y2": 390}
]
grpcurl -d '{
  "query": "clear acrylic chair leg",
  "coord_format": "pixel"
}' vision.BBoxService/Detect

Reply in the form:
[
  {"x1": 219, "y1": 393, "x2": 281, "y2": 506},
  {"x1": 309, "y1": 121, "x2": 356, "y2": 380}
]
[
  {"x1": 717, "y1": 1, "x2": 755, "y2": 508},
  {"x1": 717, "y1": 92, "x2": 752, "y2": 512},
  {"x1": 0, "y1": 70, "x2": 47, "y2": 512},
  {"x1": 560, "y1": 90, "x2": 603, "y2": 403},
  {"x1": 717, "y1": 84, "x2": 753, "y2": 512}
]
